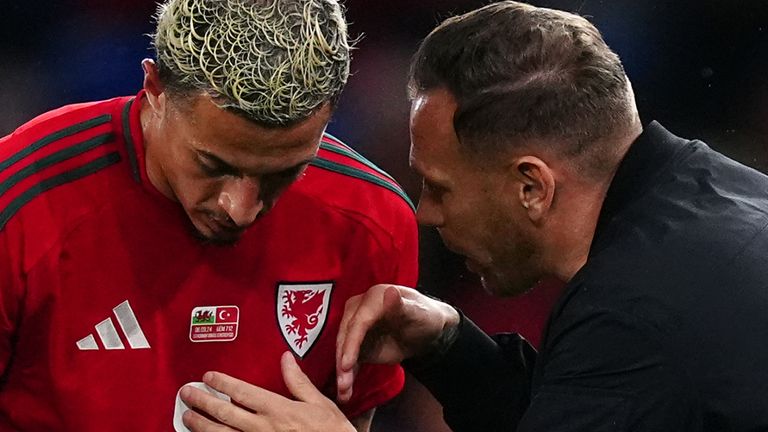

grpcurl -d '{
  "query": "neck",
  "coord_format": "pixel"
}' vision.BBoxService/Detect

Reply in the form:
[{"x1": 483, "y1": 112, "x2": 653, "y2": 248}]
[
  {"x1": 545, "y1": 178, "x2": 613, "y2": 283},
  {"x1": 139, "y1": 97, "x2": 152, "y2": 150},
  {"x1": 545, "y1": 124, "x2": 643, "y2": 282},
  {"x1": 139, "y1": 97, "x2": 175, "y2": 201}
]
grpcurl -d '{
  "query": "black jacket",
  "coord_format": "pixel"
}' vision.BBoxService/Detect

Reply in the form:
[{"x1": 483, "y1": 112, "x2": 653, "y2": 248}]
[{"x1": 407, "y1": 122, "x2": 768, "y2": 431}]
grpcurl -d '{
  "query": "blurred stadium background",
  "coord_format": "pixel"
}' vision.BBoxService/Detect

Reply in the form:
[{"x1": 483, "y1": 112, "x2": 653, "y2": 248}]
[{"x1": 1, "y1": 0, "x2": 766, "y2": 430}]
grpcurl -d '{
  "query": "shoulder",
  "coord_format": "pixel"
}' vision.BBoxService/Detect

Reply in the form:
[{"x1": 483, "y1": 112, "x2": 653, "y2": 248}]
[
  {"x1": 288, "y1": 133, "x2": 417, "y2": 247},
  {"x1": 0, "y1": 96, "x2": 138, "y2": 263},
  {"x1": 654, "y1": 138, "x2": 768, "y2": 250},
  {"x1": 581, "y1": 133, "x2": 768, "y2": 311}
]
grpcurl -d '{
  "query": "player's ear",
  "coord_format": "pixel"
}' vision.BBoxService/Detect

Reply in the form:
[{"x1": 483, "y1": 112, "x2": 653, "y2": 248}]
[
  {"x1": 510, "y1": 155, "x2": 555, "y2": 224},
  {"x1": 141, "y1": 59, "x2": 166, "y2": 114}
]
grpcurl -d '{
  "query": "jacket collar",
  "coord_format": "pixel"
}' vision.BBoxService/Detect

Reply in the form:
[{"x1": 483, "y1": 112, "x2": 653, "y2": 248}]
[{"x1": 591, "y1": 121, "x2": 690, "y2": 255}]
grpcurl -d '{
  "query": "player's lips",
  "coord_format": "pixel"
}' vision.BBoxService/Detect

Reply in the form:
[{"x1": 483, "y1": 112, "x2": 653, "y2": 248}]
[{"x1": 205, "y1": 215, "x2": 243, "y2": 236}]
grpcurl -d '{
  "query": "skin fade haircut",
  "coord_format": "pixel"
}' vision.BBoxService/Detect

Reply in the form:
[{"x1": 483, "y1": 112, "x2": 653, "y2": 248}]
[
  {"x1": 408, "y1": 1, "x2": 639, "y2": 178},
  {"x1": 153, "y1": 0, "x2": 351, "y2": 126}
]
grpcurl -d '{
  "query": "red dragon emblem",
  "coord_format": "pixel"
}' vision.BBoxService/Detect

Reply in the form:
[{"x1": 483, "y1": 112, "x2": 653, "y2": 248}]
[
  {"x1": 281, "y1": 289, "x2": 327, "y2": 349},
  {"x1": 193, "y1": 310, "x2": 214, "y2": 324}
]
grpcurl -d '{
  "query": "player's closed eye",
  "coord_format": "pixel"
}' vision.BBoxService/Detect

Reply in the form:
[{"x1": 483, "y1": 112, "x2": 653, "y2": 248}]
[
  {"x1": 260, "y1": 165, "x2": 308, "y2": 193},
  {"x1": 422, "y1": 179, "x2": 445, "y2": 202},
  {"x1": 197, "y1": 154, "x2": 238, "y2": 178}
]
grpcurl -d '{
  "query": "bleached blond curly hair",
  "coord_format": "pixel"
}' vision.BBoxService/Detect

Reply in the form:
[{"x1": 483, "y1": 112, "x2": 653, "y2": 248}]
[{"x1": 153, "y1": 0, "x2": 351, "y2": 126}]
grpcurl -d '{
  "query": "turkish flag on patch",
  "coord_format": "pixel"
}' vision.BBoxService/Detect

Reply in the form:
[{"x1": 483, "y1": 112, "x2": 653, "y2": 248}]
[{"x1": 216, "y1": 306, "x2": 239, "y2": 323}]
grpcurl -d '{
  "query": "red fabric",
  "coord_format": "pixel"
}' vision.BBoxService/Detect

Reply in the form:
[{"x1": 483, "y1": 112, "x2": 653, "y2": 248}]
[
  {"x1": 0, "y1": 93, "x2": 417, "y2": 429},
  {"x1": 453, "y1": 279, "x2": 565, "y2": 349}
]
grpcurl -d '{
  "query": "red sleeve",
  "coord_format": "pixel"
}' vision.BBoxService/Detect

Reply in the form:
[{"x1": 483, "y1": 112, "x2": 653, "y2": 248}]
[
  {"x1": 0, "y1": 222, "x2": 23, "y2": 375},
  {"x1": 340, "y1": 363, "x2": 406, "y2": 418},
  {"x1": 0, "y1": 130, "x2": 25, "y2": 375},
  {"x1": 339, "y1": 202, "x2": 419, "y2": 418}
]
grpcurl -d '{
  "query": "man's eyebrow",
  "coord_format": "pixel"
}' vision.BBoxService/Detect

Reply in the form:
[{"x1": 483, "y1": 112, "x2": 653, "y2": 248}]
[
  {"x1": 275, "y1": 159, "x2": 314, "y2": 175},
  {"x1": 198, "y1": 149, "x2": 313, "y2": 176},
  {"x1": 410, "y1": 162, "x2": 440, "y2": 185},
  {"x1": 197, "y1": 150, "x2": 237, "y2": 170},
  {"x1": 410, "y1": 162, "x2": 449, "y2": 188}
]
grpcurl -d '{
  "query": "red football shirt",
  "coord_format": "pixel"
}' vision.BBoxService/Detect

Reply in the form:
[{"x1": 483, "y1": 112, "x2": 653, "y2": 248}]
[{"x1": 0, "y1": 92, "x2": 418, "y2": 430}]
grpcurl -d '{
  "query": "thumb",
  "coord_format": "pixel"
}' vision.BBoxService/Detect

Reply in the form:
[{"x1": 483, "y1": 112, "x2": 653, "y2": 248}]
[{"x1": 281, "y1": 351, "x2": 326, "y2": 404}]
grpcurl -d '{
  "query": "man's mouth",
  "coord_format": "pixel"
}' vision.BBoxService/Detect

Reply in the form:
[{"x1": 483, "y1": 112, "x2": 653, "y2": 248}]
[{"x1": 200, "y1": 213, "x2": 244, "y2": 238}]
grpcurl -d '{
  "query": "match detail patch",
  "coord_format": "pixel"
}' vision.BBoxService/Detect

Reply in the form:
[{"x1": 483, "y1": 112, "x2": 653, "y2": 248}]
[{"x1": 189, "y1": 306, "x2": 240, "y2": 343}]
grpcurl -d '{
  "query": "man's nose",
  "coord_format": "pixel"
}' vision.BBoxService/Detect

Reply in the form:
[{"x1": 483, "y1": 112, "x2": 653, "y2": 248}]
[
  {"x1": 415, "y1": 196, "x2": 444, "y2": 228},
  {"x1": 218, "y1": 177, "x2": 264, "y2": 227}
]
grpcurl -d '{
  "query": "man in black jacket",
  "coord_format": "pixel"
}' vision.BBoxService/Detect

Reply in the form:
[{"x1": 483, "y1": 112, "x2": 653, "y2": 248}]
[{"x1": 180, "y1": 2, "x2": 768, "y2": 431}]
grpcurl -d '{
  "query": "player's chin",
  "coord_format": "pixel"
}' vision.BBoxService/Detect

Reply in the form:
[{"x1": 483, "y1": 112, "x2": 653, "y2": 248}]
[
  {"x1": 203, "y1": 231, "x2": 243, "y2": 246},
  {"x1": 482, "y1": 270, "x2": 539, "y2": 298}
]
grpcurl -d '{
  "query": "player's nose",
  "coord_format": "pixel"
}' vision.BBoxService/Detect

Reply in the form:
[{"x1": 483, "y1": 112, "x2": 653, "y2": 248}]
[{"x1": 218, "y1": 178, "x2": 264, "y2": 227}]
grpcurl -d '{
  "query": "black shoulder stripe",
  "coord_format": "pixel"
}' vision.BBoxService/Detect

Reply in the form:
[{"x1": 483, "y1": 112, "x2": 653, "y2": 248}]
[
  {"x1": 310, "y1": 156, "x2": 415, "y2": 212},
  {"x1": 318, "y1": 142, "x2": 397, "y2": 183},
  {"x1": 0, "y1": 114, "x2": 111, "y2": 173},
  {"x1": 121, "y1": 98, "x2": 141, "y2": 183},
  {"x1": 0, "y1": 133, "x2": 114, "y2": 197},
  {"x1": 322, "y1": 133, "x2": 398, "y2": 183},
  {"x1": 0, "y1": 152, "x2": 122, "y2": 231}
]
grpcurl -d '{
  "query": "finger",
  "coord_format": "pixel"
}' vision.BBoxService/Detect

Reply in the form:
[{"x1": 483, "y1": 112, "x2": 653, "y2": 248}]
[
  {"x1": 180, "y1": 385, "x2": 253, "y2": 431},
  {"x1": 336, "y1": 294, "x2": 364, "y2": 402},
  {"x1": 338, "y1": 285, "x2": 395, "y2": 371},
  {"x1": 381, "y1": 285, "x2": 405, "y2": 320},
  {"x1": 335, "y1": 363, "x2": 359, "y2": 403},
  {"x1": 280, "y1": 351, "x2": 328, "y2": 405},
  {"x1": 336, "y1": 286, "x2": 391, "y2": 402},
  {"x1": 182, "y1": 409, "x2": 239, "y2": 432},
  {"x1": 353, "y1": 285, "x2": 408, "y2": 363},
  {"x1": 336, "y1": 295, "x2": 362, "y2": 369},
  {"x1": 336, "y1": 285, "x2": 407, "y2": 402},
  {"x1": 203, "y1": 371, "x2": 287, "y2": 414}
]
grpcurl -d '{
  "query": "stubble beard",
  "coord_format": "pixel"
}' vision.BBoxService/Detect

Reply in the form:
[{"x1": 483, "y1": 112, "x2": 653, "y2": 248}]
[
  {"x1": 479, "y1": 267, "x2": 539, "y2": 298},
  {"x1": 479, "y1": 227, "x2": 541, "y2": 298}
]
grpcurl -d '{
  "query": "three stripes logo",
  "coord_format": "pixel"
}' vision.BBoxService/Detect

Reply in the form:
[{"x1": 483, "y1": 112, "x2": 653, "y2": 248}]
[{"x1": 76, "y1": 300, "x2": 150, "y2": 351}]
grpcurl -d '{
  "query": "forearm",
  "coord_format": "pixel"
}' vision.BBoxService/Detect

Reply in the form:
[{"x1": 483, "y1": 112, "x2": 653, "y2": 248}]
[{"x1": 403, "y1": 312, "x2": 535, "y2": 432}]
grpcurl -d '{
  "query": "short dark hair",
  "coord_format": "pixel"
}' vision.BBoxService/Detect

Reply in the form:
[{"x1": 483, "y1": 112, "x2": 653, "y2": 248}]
[{"x1": 409, "y1": 1, "x2": 638, "y2": 176}]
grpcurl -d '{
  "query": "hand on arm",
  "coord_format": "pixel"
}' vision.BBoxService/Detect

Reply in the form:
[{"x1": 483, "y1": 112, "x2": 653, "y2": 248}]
[
  {"x1": 180, "y1": 352, "x2": 356, "y2": 432},
  {"x1": 335, "y1": 284, "x2": 460, "y2": 402}
]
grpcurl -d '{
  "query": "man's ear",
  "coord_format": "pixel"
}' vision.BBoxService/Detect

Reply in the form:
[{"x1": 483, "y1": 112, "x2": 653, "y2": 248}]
[
  {"x1": 511, "y1": 156, "x2": 556, "y2": 223},
  {"x1": 141, "y1": 59, "x2": 166, "y2": 115}
]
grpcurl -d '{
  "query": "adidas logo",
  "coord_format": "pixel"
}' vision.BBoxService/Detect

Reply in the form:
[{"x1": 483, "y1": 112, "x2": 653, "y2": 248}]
[{"x1": 76, "y1": 300, "x2": 150, "y2": 350}]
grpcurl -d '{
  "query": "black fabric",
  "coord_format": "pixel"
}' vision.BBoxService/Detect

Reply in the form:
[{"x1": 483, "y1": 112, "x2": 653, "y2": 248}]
[
  {"x1": 405, "y1": 316, "x2": 535, "y2": 432},
  {"x1": 406, "y1": 122, "x2": 768, "y2": 431}
]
